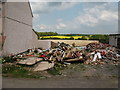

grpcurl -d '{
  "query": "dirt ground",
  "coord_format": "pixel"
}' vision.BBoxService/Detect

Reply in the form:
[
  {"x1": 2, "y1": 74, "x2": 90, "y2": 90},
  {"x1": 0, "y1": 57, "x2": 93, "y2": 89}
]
[{"x1": 2, "y1": 62, "x2": 119, "y2": 88}]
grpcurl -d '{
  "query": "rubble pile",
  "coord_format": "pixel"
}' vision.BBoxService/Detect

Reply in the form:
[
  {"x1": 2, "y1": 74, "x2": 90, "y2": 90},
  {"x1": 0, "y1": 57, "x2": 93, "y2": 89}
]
[
  {"x1": 5, "y1": 42, "x2": 120, "y2": 71},
  {"x1": 86, "y1": 43, "x2": 111, "y2": 51},
  {"x1": 85, "y1": 42, "x2": 120, "y2": 65}
]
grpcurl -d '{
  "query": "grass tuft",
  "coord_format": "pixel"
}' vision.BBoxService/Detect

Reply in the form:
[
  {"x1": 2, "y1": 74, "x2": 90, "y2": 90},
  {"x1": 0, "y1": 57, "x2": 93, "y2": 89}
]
[
  {"x1": 2, "y1": 64, "x2": 46, "y2": 79},
  {"x1": 47, "y1": 62, "x2": 65, "y2": 75}
]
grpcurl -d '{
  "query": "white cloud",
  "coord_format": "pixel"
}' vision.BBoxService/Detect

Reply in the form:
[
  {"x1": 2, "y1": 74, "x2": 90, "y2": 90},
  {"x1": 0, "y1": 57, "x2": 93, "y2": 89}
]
[
  {"x1": 59, "y1": 3, "x2": 117, "y2": 29},
  {"x1": 55, "y1": 23, "x2": 67, "y2": 29},
  {"x1": 58, "y1": 23, "x2": 66, "y2": 28},
  {"x1": 38, "y1": 23, "x2": 67, "y2": 30},
  {"x1": 99, "y1": 10, "x2": 118, "y2": 21},
  {"x1": 33, "y1": 13, "x2": 40, "y2": 18},
  {"x1": 73, "y1": 3, "x2": 118, "y2": 27},
  {"x1": 57, "y1": 18, "x2": 63, "y2": 22},
  {"x1": 30, "y1": 2, "x2": 77, "y2": 14},
  {"x1": 38, "y1": 24, "x2": 48, "y2": 29},
  {"x1": 57, "y1": 2, "x2": 77, "y2": 10},
  {"x1": 75, "y1": 14, "x2": 98, "y2": 27},
  {"x1": 33, "y1": 2, "x2": 118, "y2": 34},
  {"x1": 30, "y1": 2, "x2": 49, "y2": 13}
]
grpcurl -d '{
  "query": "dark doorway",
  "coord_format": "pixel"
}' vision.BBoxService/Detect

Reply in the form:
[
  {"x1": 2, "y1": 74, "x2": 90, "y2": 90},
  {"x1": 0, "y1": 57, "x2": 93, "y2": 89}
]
[{"x1": 117, "y1": 38, "x2": 120, "y2": 49}]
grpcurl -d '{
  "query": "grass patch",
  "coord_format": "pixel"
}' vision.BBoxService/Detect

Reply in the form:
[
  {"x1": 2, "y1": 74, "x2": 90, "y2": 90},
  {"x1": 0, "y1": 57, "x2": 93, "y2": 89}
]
[
  {"x1": 0, "y1": 58, "x2": 2, "y2": 64},
  {"x1": 2, "y1": 56, "x2": 17, "y2": 64},
  {"x1": 67, "y1": 63, "x2": 87, "y2": 72},
  {"x1": 47, "y1": 68, "x2": 61, "y2": 75},
  {"x1": 47, "y1": 63, "x2": 65, "y2": 75},
  {"x1": 2, "y1": 64, "x2": 46, "y2": 79}
]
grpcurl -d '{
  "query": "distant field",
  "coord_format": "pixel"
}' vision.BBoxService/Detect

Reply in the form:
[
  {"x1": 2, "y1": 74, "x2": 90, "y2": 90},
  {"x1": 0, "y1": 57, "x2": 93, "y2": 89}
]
[
  {"x1": 39, "y1": 36, "x2": 99, "y2": 46},
  {"x1": 40, "y1": 36, "x2": 84, "y2": 39},
  {"x1": 39, "y1": 34, "x2": 109, "y2": 44}
]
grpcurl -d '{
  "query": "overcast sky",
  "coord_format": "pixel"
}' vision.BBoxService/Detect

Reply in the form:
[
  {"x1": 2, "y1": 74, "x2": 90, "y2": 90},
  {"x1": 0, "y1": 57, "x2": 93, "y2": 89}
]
[{"x1": 30, "y1": 2, "x2": 118, "y2": 34}]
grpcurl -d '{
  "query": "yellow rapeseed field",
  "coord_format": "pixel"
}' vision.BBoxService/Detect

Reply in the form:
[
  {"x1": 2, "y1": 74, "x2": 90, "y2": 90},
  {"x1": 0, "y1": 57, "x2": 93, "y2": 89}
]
[{"x1": 40, "y1": 36, "x2": 83, "y2": 39}]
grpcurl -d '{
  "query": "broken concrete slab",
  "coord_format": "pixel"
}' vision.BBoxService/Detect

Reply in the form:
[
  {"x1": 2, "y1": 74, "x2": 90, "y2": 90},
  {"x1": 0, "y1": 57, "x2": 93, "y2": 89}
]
[
  {"x1": 33, "y1": 61, "x2": 54, "y2": 71},
  {"x1": 17, "y1": 57, "x2": 43, "y2": 65}
]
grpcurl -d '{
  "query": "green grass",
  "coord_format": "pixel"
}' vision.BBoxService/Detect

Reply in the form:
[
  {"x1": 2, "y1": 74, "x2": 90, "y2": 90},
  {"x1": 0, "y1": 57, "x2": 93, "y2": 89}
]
[
  {"x1": 47, "y1": 68, "x2": 61, "y2": 75},
  {"x1": 2, "y1": 64, "x2": 46, "y2": 79},
  {"x1": 67, "y1": 63, "x2": 87, "y2": 72},
  {"x1": 2, "y1": 56, "x2": 17, "y2": 64},
  {"x1": 47, "y1": 62, "x2": 66, "y2": 75},
  {"x1": 2, "y1": 62, "x2": 66, "y2": 78},
  {"x1": 0, "y1": 58, "x2": 2, "y2": 64}
]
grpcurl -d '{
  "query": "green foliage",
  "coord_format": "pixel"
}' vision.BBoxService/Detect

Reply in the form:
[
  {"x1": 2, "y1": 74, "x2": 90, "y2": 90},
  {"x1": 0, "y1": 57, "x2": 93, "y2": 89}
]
[
  {"x1": 3, "y1": 65, "x2": 28, "y2": 74},
  {"x1": 81, "y1": 36, "x2": 88, "y2": 40},
  {"x1": 69, "y1": 36, "x2": 74, "y2": 40},
  {"x1": 0, "y1": 58, "x2": 2, "y2": 64},
  {"x1": 2, "y1": 56, "x2": 17, "y2": 63},
  {"x1": 63, "y1": 34, "x2": 81, "y2": 36},
  {"x1": 2, "y1": 64, "x2": 46, "y2": 78},
  {"x1": 89, "y1": 34, "x2": 109, "y2": 43},
  {"x1": 37, "y1": 32, "x2": 58, "y2": 36},
  {"x1": 47, "y1": 63, "x2": 65, "y2": 75},
  {"x1": 34, "y1": 49, "x2": 38, "y2": 54}
]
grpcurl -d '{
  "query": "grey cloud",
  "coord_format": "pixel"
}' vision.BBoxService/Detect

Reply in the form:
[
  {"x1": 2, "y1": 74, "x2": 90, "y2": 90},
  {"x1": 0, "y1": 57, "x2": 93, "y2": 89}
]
[{"x1": 47, "y1": 2, "x2": 62, "y2": 7}]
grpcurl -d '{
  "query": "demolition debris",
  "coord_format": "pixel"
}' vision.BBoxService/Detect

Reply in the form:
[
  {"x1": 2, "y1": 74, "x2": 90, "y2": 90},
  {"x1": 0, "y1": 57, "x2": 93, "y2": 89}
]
[{"x1": 2, "y1": 42, "x2": 120, "y2": 71}]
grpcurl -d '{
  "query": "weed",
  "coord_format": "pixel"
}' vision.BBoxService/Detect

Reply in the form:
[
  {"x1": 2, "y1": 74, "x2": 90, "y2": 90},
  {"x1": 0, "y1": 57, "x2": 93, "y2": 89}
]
[
  {"x1": 2, "y1": 64, "x2": 46, "y2": 79},
  {"x1": 0, "y1": 58, "x2": 2, "y2": 64},
  {"x1": 2, "y1": 56, "x2": 17, "y2": 63},
  {"x1": 47, "y1": 62, "x2": 65, "y2": 75}
]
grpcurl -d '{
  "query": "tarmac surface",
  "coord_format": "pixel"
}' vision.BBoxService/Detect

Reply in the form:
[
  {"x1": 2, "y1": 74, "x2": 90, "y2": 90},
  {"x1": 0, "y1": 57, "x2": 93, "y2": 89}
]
[{"x1": 2, "y1": 77, "x2": 118, "y2": 88}]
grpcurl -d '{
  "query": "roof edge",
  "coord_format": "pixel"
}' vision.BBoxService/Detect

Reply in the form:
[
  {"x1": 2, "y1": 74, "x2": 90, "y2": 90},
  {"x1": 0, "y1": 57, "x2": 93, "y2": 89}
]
[{"x1": 28, "y1": 1, "x2": 33, "y2": 17}]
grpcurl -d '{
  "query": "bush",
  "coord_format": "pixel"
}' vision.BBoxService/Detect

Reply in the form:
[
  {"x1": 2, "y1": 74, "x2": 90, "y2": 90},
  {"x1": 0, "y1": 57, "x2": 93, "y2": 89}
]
[
  {"x1": 34, "y1": 49, "x2": 38, "y2": 54},
  {"x1": 2, "y1": 56, "x2": 17, "y2": 63}
]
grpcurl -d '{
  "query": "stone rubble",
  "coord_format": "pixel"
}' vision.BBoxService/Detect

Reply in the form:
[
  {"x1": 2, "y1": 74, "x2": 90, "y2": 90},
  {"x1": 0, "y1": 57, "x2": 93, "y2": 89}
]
[
  {"x1": 7, "y1": 42, "x2": 120, "y2": 71},
  {"x1": 33, "y1": 61, "x2": 54, "y2": 71}
]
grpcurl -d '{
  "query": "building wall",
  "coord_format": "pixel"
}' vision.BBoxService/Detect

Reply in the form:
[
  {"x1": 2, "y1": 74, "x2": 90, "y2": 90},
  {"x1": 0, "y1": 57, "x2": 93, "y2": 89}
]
[
  {"x1": 0, "y1": 3, "x2": 2, "y2": 35},
  {"x1": 109, "y1": 36, "x2": 117, "y2": 47},
  {"x1": 50, "y1": 40, "x2": 99, "y2": 46},
  {"x1": 38, "y1": 40, "x2": 51, "y2": 49},
  {"x1": 4, "y1": 2, "x2": 32, "y2": 26},
  {"x1": 117, "y1": 2, "x2": 120, "y2": 47},
  {"x1": 2, "y1": 2, "x2": 38, "y2": 55},
  {"x1": 32, "y1": 31, "x2": 39, "y2": 48},
  {"x1": 0, "y1": 2, "x2": 2, "y2": 56},
  {"x1": 38, "y1": 40, "x2": 99, "y2": 49}
]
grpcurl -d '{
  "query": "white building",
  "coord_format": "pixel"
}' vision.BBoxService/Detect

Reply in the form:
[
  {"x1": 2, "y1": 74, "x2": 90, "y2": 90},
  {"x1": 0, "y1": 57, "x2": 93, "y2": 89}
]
[
  {"x1": 109, "y1": 34, "x2": 120, "y2": 49},
  {"x1": 0, "y1": 1, "x2": 39, "y2": 56}
]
